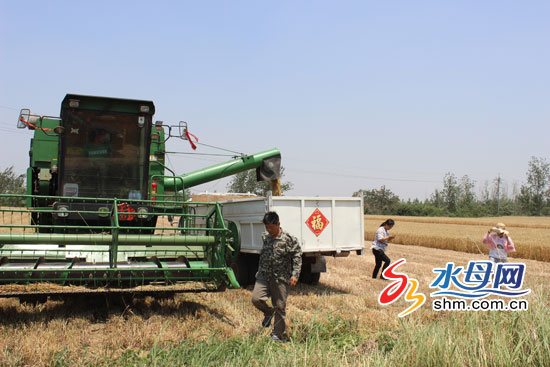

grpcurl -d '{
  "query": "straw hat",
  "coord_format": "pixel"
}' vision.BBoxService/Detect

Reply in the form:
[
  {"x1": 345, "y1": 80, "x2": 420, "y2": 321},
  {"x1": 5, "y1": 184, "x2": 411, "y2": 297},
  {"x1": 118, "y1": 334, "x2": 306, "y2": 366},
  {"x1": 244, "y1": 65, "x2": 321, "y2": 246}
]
[{"x1": 491, "y1": 223, "x2": 509, "y2": 235}]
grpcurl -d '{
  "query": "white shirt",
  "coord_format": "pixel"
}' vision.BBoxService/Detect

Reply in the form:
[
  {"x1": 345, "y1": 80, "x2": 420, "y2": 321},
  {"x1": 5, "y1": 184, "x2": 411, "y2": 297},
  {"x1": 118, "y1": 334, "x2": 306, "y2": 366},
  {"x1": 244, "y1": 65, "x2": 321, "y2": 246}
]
[{"x1": 370, "y1": 227, "x2": 389, "y2": 251}]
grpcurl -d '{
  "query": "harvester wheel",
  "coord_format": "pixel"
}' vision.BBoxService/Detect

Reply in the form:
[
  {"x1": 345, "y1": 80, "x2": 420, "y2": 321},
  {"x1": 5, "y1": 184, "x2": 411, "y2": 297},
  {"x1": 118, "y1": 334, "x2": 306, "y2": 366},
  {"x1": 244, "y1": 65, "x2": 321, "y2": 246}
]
[{"x1": 225, "y1": 221, "x2": 241, "y2": 265}]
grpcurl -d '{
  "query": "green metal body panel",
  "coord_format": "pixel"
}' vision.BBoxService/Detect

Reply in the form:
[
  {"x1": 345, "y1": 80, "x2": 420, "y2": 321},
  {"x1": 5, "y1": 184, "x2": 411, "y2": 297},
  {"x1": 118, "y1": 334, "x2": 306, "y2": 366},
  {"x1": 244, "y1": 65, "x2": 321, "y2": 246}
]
[
  {"x1": 148, "y1": 126, "x2": 172, "y2": 201},
  {"x1": 29, "y1": 118, "x2": 60, "y2": 168},
  {"x1": 25, "y1": 167, "x2": 33, "y2": 207},
  {"x1": 27, "y1": 118, "x2": 60, "y2": 196}
]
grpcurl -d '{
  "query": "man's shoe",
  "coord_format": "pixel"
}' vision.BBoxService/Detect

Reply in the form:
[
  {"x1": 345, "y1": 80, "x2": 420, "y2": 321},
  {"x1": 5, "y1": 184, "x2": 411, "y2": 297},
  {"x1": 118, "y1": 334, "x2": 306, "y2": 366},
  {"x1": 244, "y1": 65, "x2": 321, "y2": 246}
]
[
  {"x1": 262, "y1": 314, "x2": 273, "y2": 328},
  {"x1": 271, "y1": 334, "x2": 283, "y2": 342}
]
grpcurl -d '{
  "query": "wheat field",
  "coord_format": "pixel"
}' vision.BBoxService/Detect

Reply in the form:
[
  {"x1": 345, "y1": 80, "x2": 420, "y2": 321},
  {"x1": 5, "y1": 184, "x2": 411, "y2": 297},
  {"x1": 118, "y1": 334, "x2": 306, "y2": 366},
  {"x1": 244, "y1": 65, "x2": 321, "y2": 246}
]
[{"x1": 365, "y1": 215, "x2": 550, "y2": 262}]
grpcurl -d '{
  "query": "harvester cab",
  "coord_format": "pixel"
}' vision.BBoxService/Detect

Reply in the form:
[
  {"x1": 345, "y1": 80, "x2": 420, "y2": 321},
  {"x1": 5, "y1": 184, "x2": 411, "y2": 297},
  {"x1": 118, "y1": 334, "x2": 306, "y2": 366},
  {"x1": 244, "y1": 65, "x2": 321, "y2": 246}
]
[
  {"x1": 22, "y1": 95, "x2": 161, "y2": 232},
  {"x1": 58, "y1": 95, "x2": 154, "y2": 202},
  {"x1": 1, "y1": 94, "x2": 281, "y2": 300}
]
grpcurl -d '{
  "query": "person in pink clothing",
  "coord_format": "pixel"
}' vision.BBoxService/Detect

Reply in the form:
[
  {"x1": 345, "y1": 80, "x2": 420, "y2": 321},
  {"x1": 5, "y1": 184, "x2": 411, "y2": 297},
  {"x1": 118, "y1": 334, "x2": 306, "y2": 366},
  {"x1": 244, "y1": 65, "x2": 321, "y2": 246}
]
[{"x1": 482, "y1": 222, "x2": 516, "y2": 263}]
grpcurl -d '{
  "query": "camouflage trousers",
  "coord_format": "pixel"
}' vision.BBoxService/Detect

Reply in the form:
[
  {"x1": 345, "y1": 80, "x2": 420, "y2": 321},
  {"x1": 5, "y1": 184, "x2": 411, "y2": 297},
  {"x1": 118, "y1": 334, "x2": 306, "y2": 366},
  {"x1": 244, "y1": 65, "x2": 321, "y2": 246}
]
[{"x1": 251, "y1": 278, "x2": 289, "y2": 338}]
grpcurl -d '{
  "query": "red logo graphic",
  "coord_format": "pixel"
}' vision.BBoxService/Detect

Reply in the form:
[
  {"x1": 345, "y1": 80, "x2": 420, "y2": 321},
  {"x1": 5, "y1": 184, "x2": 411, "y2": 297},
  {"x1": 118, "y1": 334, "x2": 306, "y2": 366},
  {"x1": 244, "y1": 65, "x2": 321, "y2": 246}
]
[
  {"x1": 117, "y1": 203, "x2": 136, "y2": 221},
  {"x1": 305, "y1": 208, "x2": 329, "y2": 237}
]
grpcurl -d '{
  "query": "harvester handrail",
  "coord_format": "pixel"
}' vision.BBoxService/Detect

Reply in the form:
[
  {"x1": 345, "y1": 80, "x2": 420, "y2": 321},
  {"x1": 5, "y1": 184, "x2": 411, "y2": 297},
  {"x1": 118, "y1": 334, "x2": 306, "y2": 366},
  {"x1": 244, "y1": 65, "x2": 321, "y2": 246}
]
[
  {"x1": 0, "y1": 224, "x2": 116, "y2": 230},
  {"x1": 1, "y1": 193, "x2": 205, "y2": 206}
]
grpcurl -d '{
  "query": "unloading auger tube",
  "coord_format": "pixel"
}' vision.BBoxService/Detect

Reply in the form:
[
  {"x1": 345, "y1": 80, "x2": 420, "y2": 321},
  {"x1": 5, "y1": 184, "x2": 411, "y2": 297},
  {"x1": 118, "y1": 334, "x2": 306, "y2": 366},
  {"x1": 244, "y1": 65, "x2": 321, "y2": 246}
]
[
  {"x1": 162, "y1": 148, "x2": 282, "y2": 191},
  {"x1": 0, "y1": 197, "x2": 241, "y2": 295}
]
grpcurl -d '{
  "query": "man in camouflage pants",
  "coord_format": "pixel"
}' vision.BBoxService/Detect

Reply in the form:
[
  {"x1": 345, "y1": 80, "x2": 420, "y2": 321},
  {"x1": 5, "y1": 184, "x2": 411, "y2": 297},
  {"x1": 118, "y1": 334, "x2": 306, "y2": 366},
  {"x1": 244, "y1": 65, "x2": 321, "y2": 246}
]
[{"x1": 252, "y1": 211, "x2": 302, "y2": 341}]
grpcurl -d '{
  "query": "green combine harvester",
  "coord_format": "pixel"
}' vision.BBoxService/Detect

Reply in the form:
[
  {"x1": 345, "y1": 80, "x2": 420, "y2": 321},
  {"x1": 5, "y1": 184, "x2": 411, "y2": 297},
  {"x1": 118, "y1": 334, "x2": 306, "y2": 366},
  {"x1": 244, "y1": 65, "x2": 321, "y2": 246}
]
[{"x1": 0, "y1": 94, "x2": 281, "y2": 301}]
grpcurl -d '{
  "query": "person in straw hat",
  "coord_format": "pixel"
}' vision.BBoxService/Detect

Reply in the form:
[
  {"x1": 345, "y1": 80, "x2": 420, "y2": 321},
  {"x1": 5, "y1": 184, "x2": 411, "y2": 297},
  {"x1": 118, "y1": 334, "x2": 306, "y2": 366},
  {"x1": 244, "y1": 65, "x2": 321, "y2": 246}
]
[{"x1": 482, "y1": 222, "x2": 515, "y2": 263}]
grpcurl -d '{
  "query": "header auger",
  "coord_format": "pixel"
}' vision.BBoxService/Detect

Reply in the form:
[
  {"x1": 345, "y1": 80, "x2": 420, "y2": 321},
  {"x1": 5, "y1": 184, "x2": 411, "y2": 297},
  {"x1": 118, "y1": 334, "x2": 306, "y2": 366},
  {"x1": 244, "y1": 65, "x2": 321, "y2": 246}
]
[{"x1": 0, "y1": 94, "x2": 281, "y2": 300}]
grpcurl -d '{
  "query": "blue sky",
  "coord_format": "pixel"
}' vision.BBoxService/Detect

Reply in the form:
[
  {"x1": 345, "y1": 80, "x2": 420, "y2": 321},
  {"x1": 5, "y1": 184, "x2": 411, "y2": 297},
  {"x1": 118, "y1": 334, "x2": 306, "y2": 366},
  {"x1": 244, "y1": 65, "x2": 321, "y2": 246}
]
[{"x1": 1, "y1": 1, "x2": 549, "y2": 199}]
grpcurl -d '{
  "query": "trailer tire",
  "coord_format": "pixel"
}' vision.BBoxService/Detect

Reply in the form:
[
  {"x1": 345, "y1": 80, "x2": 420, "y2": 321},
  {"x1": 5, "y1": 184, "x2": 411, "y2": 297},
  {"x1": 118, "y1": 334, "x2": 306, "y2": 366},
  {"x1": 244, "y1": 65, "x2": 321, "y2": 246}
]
[
  {"x1": 310, "y1": 272, "x2": 321, "y2": 285},
  {"x1": 299, "y1": 263, "x2": 312, "y2": 284},
  {"x1": 299, "y1": 263, "x2": 321, "y2": 285}
]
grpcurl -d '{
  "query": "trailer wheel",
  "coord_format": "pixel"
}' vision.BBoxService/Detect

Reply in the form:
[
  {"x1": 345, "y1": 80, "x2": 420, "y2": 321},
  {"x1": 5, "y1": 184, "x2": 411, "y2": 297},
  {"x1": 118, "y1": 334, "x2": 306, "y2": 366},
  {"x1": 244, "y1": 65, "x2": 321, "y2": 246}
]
[
  {"x1": 310, "y1": 272, "x2": 321, "y2": 285},
  {"x1": 299, "y1": 263, "x2": 321, "y2": 285},
  {"x1": 299, "y1": 263, "x2": 312, "y2": 284}
]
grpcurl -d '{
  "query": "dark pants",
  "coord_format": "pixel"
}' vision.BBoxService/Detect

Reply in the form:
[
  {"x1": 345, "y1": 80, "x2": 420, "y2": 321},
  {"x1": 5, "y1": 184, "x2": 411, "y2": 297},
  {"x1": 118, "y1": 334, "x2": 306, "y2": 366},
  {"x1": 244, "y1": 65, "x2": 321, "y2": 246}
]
[
  {"x1": 372, "y1": 249, "x2": 390, "y2": 279},
  {"x1": 251, "y1": 279, "x2": 289, "y2": 337}
]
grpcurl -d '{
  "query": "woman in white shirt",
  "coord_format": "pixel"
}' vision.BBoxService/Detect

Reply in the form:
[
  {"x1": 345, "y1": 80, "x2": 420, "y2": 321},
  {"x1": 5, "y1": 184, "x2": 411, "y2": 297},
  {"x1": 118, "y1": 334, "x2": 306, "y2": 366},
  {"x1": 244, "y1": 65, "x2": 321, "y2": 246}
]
[{"x1": 370, "y1": 219, "x2": 395, "y2": 280}]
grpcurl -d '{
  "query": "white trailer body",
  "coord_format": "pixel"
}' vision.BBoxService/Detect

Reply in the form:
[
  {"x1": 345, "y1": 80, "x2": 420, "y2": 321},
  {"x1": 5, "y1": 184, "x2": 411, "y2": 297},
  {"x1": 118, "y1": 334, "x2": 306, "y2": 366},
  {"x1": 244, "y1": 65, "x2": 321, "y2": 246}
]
[
  {"x1": 216, "y1": 194, "x2": 364, "y2": 285},
  {"x1": 222, "y1": 195, "x2": 364, "y2": 255}
]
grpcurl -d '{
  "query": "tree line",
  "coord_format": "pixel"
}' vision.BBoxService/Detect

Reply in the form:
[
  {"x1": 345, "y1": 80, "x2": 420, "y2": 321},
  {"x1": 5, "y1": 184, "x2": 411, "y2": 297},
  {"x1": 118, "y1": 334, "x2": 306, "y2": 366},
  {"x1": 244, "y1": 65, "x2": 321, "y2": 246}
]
[
  {"x1": 3, "y1": 156, "x2": 549, "y2": 217},
  {"x1": 353, "y1": 156, "x2": 550, "y2": 217}
]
